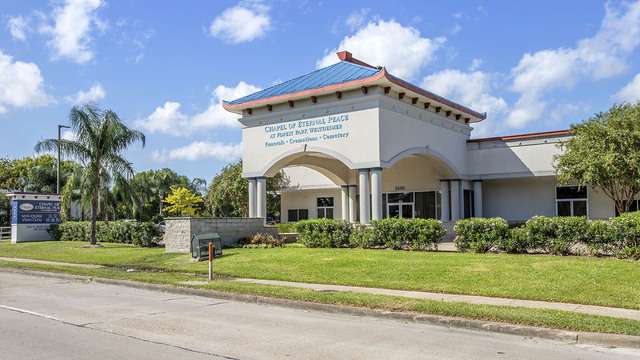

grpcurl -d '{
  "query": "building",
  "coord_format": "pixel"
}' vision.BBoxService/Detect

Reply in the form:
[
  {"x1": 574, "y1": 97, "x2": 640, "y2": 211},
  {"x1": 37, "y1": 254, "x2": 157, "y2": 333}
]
[{"x1": 223, "y1": 51, "x2": 619, "y2": 225}]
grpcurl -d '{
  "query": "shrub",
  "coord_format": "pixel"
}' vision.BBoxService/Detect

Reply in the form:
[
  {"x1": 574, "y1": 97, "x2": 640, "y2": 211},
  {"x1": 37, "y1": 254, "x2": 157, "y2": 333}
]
[
  {"x1": 610, "y1": 211, "x2": 640, "y2": 260},
  {"x1": 238, "y1": 233, "x2": 285, "y2": 248},
  {"x1": 498, "y1": 227, "x2": 530, "y2": 254},
  {"x1": 586, "y1": 220, "x2": 617, "y2": 256},
  {"x1": 348, "y1": 225, "x2": 378, "y2": 248},
  {"x1": 525, "y1": 216, "x2": 587, "y2": 255},
  {"x1": 52, "y1": 221, "x2": 160, "y2": 247},
  {"x1": 454, "y1": 218, "x2": 509, "y2": 253},
  {"x1": 295, "y1": 219, "x2": 352, "y2": 248},
  {"x1": 410, "y1": 218, "x2": 445, "y2": 251},
  {"x1": 371, "y1": 217, "x2": 410, "y2": 249}
]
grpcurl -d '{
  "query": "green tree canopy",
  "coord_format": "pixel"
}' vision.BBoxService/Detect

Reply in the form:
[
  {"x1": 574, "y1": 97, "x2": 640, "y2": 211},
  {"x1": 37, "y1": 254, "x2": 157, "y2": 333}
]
[
  {"x1": 0, "y1": 155, "x2": 75, "y2": 193},
  {"x1": 35, "y1": 104, "x2": 145, "y2": 245},
  {"x1": 555, "y1": 103, "x2": 640, "y2": 214},
  {"x1": 206, "y1": 160, "x2": 288, "y2": 218}
]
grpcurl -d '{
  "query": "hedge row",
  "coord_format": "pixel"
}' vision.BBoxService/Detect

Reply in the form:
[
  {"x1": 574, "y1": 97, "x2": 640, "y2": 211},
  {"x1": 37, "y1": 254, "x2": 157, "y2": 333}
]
[
  {"x1": 454, "y1": 213, "x2": 640, "y2": 259},
  {"x1": 50, "y1": 221, "x2": 160, "y2": 247},
  {"x1": 295, "y1": 218, "x2": 445, "y2": 250}
]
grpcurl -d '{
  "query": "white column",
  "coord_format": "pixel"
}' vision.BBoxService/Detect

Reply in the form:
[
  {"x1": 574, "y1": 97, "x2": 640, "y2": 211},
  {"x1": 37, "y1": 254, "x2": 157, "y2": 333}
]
[
  {"x1": 247, "y1": 178, "x2": 257, "y2": 217},
  {"x1": 348, "y1": 185, "x2": 357, "y2": 223},
  {"x1": 440, "y1": 180, "x2": 450, "y2": 222},
  {"x1": 340, "y1": 186, "x2": 349, "y2": 221},
  {"x1": 370, "y1": 168, "x2": 382, "y2": 221},
  {"x1": 358, "y1": 169, "x2": 370, "y2": 224},
  {"x1": 473, "y1": 180, "x2": 483, "y2": 218},
  {"x1": 256, "y1": 177, "x2": 267, "y2": 219},
  {"x1": 450, "y1": 180, "x2": 461, "y2": 221}
]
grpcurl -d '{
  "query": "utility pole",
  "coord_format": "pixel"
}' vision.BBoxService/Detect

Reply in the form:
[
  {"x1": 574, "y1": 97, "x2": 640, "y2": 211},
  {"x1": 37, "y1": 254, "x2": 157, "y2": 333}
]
[{"x1": 57, "y1": 125, "x2": 71, "y2": 194}]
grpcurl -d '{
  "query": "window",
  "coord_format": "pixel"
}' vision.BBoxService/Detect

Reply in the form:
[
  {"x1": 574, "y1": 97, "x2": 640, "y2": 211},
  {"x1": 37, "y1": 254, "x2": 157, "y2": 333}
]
[
  {"x1": 414, "y1": 191, "x2": 441, "y2": 220},
  {"x1": 463, "y1": 189, "x2": 475, "y2": 218},
  {"x1": 316, "y1": 197, "x2": 334, "y2": 219},
  {"x1": 556, "y1": 186, "x2": 588, "y2": 217},
  {"x1": 287, "y1": 209, "x2": 308, "y2": 222}
]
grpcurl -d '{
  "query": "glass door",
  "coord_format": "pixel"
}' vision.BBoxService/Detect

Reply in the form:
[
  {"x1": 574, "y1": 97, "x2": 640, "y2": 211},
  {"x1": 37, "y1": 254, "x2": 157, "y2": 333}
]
[{"x1": 386, "y1": 192, "x2": 414, "y2": 219}]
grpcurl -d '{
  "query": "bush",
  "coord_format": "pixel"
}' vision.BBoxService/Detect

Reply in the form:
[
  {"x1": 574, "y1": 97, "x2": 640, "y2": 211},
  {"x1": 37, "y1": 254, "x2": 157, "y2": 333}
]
[
  {"x1": 52, "y1": 221, "x2": 160, "y2": 247},
  {"x1": 348, "y1": 225, "x2": 378, "y2": 248},
  {"x1": 454, "y1": 218, "x2": 509, "y2": 253},
  {"x1": 610, "y1": 211, "x2": 640, "y2": 260},
  {"x1": 586, "y1": 220, "x2": 617, "y2": 256},
  {"x1": 295, "y1": 219, "x2": 352, "y2": 248},
  {"x1": 525, "y1": 216, "x2": 587, "y2": 255},
  {"x1": 410, "y1": 218, "x2": 445, "y2": 251},
  {"x1": 238, "y1": 233, "x2": 285, "y2": 248},
  {"x1": 498, "y1": 227, "x2": 530, "y2": 254},
  {"x1": 370, "y1": 218, "x2": 445, "y2": 250}
]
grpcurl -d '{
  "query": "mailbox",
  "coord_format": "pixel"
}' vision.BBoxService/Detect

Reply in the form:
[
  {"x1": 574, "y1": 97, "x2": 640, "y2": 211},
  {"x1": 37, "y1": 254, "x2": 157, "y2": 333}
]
[{"x1": 191, "y1": 233, "x2": 222, "y2": 261}]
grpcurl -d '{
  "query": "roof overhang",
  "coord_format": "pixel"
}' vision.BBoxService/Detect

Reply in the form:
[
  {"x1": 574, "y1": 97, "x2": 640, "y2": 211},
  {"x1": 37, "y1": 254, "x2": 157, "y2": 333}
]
[{"x1": 223, "y1": 68, "x2": 487, "y2": 123}]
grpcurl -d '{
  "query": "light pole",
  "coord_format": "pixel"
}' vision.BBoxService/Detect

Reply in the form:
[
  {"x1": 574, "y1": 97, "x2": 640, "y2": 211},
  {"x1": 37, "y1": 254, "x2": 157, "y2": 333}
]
[{"x1": 57, "y1": 125, "x2": 71, "y2": 194}]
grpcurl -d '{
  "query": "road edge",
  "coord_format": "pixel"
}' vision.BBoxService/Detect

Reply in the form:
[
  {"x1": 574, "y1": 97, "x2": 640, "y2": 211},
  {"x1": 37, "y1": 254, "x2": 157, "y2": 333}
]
[{"x1": 1, "y1": 267, "x2": 638, "y2": 349}]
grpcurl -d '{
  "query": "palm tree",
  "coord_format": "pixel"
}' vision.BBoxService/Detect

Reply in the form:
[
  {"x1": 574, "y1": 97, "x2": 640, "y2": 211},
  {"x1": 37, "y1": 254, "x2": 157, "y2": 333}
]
[{"x1": 36, "y1": 105, "x2": 145, "y2": 246}]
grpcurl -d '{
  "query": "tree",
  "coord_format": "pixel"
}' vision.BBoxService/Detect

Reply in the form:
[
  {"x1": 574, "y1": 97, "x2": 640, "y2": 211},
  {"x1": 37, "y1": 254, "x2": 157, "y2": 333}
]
[
  {"x1": 35, "y1": 104, "x2": 145, "y2": 245},
  {"x1": 163, "y1": 186, "x2": 204, "y2": 217},
  {"x1": 0, "y1": 155, "x2": 75, "y2": 193},
  {"x1": 555, "y1": 103, "x2": 640, "y2": 214},
  {"x1": 206, "y1": 160, "x2": 288, "y2": 218}
]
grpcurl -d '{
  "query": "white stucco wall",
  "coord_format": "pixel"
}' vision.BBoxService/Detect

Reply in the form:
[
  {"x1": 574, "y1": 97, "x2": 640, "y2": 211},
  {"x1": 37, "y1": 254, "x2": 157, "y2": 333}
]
[
  {"x1": 483, "y1": 177, "x2": 557, "y2": 221},
  {"x1": 467, "y1": 135, "x2": 570, "y2": 179},
  {"x1": 281, "y1": 166, "x2": 339, "y2": 190},
  {"x1": 281, "y1": 188, "x2": 342, "y2": 223}
]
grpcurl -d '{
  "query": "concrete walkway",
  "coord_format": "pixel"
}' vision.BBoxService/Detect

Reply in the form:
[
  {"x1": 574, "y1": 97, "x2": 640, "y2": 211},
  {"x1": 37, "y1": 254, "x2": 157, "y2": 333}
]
[
  {"x1": 234, "y1": 278, "x2": 640, "y2": 322},
  {"x1": 2, "y1": 256, "x2": 639, "y2": 322}
]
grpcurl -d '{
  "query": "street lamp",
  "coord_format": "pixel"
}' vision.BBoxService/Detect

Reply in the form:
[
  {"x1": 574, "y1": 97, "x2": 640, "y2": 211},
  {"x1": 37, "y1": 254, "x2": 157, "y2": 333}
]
[{"x1": 57, "y1": 125, "x2": 71, "y2": 194}]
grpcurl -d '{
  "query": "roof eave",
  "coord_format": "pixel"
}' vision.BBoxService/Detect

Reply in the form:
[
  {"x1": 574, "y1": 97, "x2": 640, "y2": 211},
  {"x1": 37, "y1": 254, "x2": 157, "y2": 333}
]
[{"x1": 223, "y1": 68, "x2": 487, "y2": 122}]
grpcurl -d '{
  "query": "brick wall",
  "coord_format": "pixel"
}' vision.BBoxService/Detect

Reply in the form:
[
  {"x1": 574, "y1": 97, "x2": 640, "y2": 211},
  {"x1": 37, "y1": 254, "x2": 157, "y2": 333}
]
[{"x1": 164, "y1": 217, "x2": 278, "y2": 253}]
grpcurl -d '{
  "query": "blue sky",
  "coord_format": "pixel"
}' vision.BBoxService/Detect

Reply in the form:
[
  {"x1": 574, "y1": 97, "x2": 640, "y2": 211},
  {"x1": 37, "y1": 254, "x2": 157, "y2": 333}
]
[{"x1": 1, "y1": 0, "x2": 640, "y2": 182}]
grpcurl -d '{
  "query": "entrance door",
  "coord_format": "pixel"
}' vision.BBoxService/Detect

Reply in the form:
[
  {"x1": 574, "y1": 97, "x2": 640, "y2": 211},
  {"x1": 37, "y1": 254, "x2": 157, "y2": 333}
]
[{"x1": 386, "y1": 192, "x2": 414, "y2": 219}]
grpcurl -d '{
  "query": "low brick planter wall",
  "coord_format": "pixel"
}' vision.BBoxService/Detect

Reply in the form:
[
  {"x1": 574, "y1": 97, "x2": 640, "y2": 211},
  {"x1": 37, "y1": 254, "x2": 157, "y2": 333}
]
[{"x1": 164, "y1": 217, "x2": 277, "y2": 253}]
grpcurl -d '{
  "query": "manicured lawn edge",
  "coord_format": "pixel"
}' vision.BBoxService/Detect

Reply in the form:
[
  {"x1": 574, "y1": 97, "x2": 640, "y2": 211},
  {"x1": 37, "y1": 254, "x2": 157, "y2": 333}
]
[
  {"x1": 1, "y1": 242, "x2": 638, "y2": 310},
  {"x1": 1, "y1": 260, "x2": 640, "y2": 339}
]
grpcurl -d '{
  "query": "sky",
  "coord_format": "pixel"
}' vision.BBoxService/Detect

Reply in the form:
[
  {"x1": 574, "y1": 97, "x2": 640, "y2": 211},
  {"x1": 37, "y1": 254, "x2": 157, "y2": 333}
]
[{"x1": 1, "y1": 0, "x2": 640, "y2": 182}]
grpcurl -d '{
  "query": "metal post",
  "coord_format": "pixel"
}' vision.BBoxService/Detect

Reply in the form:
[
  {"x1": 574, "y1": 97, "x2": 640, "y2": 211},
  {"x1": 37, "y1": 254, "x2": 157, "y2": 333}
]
[
  {"x1": 57, "y1": 124, "x2": 70, "y2": 194},
  {"x1": 208, "y1": 241, "x2": 214, "y2": 281}
]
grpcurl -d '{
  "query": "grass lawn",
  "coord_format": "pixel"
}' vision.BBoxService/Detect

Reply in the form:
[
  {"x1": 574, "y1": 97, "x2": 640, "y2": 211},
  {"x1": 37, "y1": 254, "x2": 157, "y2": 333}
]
[
  {"x1": 2, "y1": 259, "x2": 640, "y2": 336},
  {"x1": 0, "y1": 241, "x2": 638, "y2": 310}
]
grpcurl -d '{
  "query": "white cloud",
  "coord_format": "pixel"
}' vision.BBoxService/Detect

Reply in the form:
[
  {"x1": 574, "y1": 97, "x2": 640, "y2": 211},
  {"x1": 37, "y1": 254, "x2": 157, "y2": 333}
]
[
  {"x1": 136, "y1": 101, "x2": 192, "y2": 136},
  {"x1": 61, "y1": 129, "x2": 77, "y2": 141},
  {"x1": 138, "y1": 81, "x2": 261, "y2": 136},
  {"x1": 613, "y1": 73, "x2": 640, "y2": 103},
  {"x1": 39, "y1": 0, "x2": 104, "y2": 63},
  {"x1": 209, "y1": 1, "x2": 271, "y2": 43},
  {"x1": 65, "y1": 83, "x2": 105, "y2": 104},
  {"x1": 8, "y1": 16, "x2": 30, "y2": 41},
  {"x1": 506, "y1": 1, "x2": 640, "y2": 128},
  {"x1": 190, "y1": 81, "x2": 261, "y2": 129},
  {"x1": 345, "y1": 8, "x2": 370, "y2": 31},
  {"x1": 469, "y1": 58, "x2": 483, "y2": 71},
  {"x1": 421, "y1": 69, "x2": 507, "y2": 116},
  {"x1": 152, "y1": 141, "x2": 242, "y2": 162},
  {"x1": 0, "y1": 51, "x2": 50, "y2": 114},
  {"x1": 317, "y1": 19, "x2": 445, "y2": 80}
]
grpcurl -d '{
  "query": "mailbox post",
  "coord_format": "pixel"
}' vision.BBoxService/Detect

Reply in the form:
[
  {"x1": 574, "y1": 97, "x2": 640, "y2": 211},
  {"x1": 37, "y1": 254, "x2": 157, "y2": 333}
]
[{"x1": 208, "y1": 242, "x2": 214, "y2": 281}]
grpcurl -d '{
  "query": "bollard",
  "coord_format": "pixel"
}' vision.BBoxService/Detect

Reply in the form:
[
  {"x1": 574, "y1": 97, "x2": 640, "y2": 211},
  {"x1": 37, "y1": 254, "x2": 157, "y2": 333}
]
[{"x1": 208, "y1": 241, "x2": 214, "y2": 281}]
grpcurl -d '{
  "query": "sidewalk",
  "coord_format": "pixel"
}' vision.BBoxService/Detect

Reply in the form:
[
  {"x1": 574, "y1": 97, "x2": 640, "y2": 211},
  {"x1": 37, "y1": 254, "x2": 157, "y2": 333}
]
[
  {"x1": 1, "y1": 256, "x2": 639, "y2": 322},
  {"x1": 233, "y1": 278, "x2": 640, "y2": 322}
]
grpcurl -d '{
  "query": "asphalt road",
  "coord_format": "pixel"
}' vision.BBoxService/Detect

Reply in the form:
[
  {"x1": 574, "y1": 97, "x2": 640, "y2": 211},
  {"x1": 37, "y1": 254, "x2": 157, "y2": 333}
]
[{"x1": 0, "y1": 271, "x2": 638, "y2": 360}]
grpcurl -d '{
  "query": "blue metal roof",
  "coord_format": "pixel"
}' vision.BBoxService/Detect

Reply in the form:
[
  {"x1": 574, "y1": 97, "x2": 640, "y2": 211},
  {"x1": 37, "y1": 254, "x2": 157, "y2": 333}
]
[{"x1": 227, "y1": 61, "x2": 380, "y2": 105}]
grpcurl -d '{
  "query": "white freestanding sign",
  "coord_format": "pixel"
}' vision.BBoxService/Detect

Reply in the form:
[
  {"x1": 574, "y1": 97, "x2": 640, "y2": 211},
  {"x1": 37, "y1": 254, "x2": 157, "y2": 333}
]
[{"x1": 8, "y1": 193, "x2": 61, "y2": 243}]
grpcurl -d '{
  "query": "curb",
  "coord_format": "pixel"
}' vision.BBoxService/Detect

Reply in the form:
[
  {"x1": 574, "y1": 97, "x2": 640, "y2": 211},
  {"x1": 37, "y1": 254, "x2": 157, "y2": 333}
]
[{"x1": 1, "y1": 267, "x2": 639, "y2": 349}]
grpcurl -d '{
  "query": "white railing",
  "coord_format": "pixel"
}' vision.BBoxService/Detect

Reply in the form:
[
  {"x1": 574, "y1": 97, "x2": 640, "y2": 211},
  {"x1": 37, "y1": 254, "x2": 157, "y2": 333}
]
[{"x1": 0, "y1": 226, "x2": 10, "y2": 240}]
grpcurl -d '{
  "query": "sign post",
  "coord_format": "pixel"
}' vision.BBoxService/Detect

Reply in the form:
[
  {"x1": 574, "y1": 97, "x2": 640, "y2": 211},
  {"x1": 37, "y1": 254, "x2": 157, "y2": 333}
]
[{"x1": 8, "y1": 192, "x2": 61, "y2": 243}]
